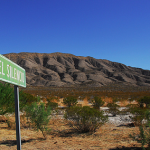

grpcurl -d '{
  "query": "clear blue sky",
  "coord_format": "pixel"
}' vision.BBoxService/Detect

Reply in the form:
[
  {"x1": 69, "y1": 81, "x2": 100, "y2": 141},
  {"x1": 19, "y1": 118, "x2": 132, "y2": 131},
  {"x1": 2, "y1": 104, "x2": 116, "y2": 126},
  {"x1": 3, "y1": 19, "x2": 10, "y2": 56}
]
[{"x1": 0, "y1": 0, "x2": 150, "y2": 70}]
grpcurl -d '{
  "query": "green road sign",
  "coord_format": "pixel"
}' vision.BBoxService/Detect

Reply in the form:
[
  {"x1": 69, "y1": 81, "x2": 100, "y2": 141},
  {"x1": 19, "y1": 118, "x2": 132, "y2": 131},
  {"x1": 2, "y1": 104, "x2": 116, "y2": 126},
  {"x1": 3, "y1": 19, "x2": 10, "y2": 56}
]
[{"x1": 0, "y1": 54, "x2": 26, "y2": 87}]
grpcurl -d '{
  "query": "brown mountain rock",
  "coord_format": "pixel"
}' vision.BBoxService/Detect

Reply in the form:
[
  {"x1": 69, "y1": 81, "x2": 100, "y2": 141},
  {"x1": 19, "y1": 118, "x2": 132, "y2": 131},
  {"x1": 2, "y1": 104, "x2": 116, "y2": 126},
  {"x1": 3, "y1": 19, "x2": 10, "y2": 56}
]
[{"x1": 3, "y1": 52, "x2": 150, "y2": 87}]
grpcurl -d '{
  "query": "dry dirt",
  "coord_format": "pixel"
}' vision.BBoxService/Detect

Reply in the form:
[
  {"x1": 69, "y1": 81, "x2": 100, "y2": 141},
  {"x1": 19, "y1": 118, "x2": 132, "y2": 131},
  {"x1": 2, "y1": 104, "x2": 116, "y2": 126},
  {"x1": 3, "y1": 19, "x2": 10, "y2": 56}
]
[{"x1": 0, "y1": 115, "x2": 146, "y2": 150}]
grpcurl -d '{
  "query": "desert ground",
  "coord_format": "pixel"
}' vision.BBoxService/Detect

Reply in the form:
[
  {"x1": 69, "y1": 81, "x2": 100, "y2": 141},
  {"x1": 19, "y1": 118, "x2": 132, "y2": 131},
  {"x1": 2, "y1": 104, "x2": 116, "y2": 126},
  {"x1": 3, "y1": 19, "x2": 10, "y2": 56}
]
[
  {"x1": 1, "y1": 86, "x2": 150, "y2": 150},
  {"x1": 0, "y1": 112, "x2": 145, "y2": 150}
]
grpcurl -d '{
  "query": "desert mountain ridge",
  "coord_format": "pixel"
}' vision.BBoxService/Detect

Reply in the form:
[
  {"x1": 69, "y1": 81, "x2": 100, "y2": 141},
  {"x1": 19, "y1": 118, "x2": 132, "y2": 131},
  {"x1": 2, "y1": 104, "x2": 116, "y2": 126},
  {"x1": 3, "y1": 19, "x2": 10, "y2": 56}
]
[{"x1": 3, "y1": 52, "x2": 150, "y2": 87}]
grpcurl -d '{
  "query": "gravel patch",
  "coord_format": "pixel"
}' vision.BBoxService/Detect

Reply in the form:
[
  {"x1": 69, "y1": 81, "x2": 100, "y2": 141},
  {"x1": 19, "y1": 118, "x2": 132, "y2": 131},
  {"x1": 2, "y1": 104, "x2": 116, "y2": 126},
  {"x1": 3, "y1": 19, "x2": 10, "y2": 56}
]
[
  {"x1": 100, "y1": 107, "x2": 133, "y2": 126},
  {"x1": 51, "y1": 107, "x2": 134, "y2": 126}
]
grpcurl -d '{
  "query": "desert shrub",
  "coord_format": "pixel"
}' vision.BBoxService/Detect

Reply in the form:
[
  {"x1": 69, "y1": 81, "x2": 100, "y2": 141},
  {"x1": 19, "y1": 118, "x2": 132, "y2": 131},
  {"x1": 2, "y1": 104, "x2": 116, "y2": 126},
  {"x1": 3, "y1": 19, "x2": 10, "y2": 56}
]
[
  {"x1": 130, "y1": 109, "x2": 150, "y2": 150},
  {"x1": 25, "y1": 102, "x2": 51, "y2": 139},
  {"x1": 0, "y1": 83, "x2": 38, "y2": 129},
  {"x1": 64, "y1": 106, "x2": 108, "y2": 133},
  {"x1": 47, "y1": 101, "x2": 58, "y2": 109},
  {"x1": 127, "y1": 97, "x2": 149, "y2": 126},
  {"x1": 91, "y1": 96, "x2": 104, "y2": 110},
  {"x1": 0, "y1": 83, "x2": 14, "y2": 115},
  {"x1": 130, "y1": 106, "x2": 147, "y2": 126},
  {"x1": 63, "y1": 96, "x2": 78, "y2": 108},
  {"x1": 46, "y1": 97, "x2": 58, "y2": 110},
  {"x1": 0, "y1": 83, "x2": 38, "y2": 114},
  {"x1": 19, "y1": 92, "x2": 38, "y2": 110},
  {"x1": 106, "y1": 102, "x2": 120, "y2": 116},
  {"x1": 138, "y1": 96, "x2": 150, "y2": 108}
]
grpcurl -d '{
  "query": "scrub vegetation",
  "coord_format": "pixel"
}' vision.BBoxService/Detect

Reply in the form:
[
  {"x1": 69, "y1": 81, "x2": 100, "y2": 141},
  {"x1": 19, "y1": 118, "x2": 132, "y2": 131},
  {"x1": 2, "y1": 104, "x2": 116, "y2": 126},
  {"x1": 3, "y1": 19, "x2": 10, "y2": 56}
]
[
  {"x1": 25, "y1": 102, "x2": 51, "y2": 139},
  {"x1": 64, "y1": 106, "x2": 108, "y2": 133},
  {"x1": 1, "y1": 83, "x2": 150, "y2": 149}
]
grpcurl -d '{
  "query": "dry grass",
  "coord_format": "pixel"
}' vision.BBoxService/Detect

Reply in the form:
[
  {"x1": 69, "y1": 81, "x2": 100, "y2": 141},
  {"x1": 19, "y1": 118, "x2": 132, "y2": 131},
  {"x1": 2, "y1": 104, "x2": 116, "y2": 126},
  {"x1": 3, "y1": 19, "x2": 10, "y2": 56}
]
[
  {"x1": 0, "y1": 85, "x2": 148, "y2": 149},
  {"x1": 0, "y1": 115, "x2": 146, "y2": 150}
]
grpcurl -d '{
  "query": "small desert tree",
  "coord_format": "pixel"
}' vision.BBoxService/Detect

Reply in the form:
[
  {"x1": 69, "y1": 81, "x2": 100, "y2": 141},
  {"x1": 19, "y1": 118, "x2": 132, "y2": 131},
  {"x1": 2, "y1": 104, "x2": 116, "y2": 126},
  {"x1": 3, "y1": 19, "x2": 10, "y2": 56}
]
[
  {"x1": 127, "y1": 96, "x2": 150, "y2": 126},
  {"x1": 25, "y1": 102, "x2": 51, "y2": 139},
  {"x1": 0, "y1": 82, "x2": 39, "y2": 114},
  {"x1": 64, "y1": 106, "x2": 108, "y2": 133},
  {"x1": 46, "y1": 97, "x2": 58, "y2": 110},
  {"x1": 19, "y1": 91, "x2": 38, "y2": 111},
  {"x1": 91, "y1": 96, "x2": 104, "y2": 110},
  {"x1": 130, "y1": 109, "x2": 150, "y2": 150},
  {"x1": 63, "y1": 96, "x2": 78, "y2": 108},
  {"x1": 0, "y1": 83, "x2": 39, "y2": 128},
  {"x1": 106, "y1": 99, "x2": 120, "y2": 116},
  {"x1": 0, "y1": 83, "x2": 14, "y2": 115},
  {"x1": 138, "y1": 96, "x2": 150, "y2": 108}
]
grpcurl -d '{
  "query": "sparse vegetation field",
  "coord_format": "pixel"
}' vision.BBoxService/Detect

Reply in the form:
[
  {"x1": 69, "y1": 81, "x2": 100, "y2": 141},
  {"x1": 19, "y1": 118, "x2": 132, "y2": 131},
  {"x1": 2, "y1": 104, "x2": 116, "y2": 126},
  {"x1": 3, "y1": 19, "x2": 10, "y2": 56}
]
[
  {"x1": 22, "y1": 85, "x2": 150, "y2": 105},
  {"x1": 0, "y1": 84, "x2": 150, "y2": 149},
  {"x1": 0, "y1": 115, "x2": 143, "y2": 150}
]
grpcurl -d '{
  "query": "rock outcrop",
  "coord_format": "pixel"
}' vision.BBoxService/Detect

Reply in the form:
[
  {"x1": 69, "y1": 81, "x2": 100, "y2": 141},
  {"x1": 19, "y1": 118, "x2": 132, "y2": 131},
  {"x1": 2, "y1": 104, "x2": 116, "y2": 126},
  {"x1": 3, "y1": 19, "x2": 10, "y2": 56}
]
[{"x1": 3, "y1": 52, "x2": 150, "y2": 87}]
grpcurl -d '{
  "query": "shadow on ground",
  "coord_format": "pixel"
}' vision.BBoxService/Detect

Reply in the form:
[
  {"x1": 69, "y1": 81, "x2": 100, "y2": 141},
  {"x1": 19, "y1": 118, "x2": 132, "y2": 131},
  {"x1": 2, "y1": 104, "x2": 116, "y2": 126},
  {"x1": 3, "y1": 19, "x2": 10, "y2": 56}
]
[
  {"x1": 0, "y1": 138, "x2": 44, "y2": 146},
  {"x1": 109, "y1": 147, "x2": 148, "y2": 150},
  {"x1": 49, "y1": 128, "x2": 93, "y2": 138}
]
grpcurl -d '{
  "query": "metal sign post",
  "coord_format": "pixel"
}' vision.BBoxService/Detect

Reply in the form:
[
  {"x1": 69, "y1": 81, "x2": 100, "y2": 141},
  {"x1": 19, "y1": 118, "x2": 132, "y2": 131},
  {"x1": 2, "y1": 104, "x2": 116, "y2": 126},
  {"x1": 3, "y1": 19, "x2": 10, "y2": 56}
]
[
  {"x1": 0, "y1": 54, "x2": 26, "y2": 150},
  {"x1": 14, "y1": 85, "x2": 21, "y2": 150}
]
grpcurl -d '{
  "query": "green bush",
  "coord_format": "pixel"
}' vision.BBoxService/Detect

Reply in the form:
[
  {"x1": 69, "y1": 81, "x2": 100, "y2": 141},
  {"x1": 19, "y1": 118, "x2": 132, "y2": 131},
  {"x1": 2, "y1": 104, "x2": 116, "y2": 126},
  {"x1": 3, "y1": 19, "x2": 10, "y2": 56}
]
[
  {"x1": 106, "y1": 101, "x2": 120, "y2": 116},
  {"x1": 130, "y1": 109, "x2": 150, "y2": 150},
  {"x1": 19, "y1": 91, "x2": 38, "y2": 110},
  {"x1": 63, "y1": 96, "x2": 78, "y2": 108},
  {"x1": 127, "y1": 97, "x2": 149, "y2": 126},
  {"x1": 0, "y1": 83, "x2": 14, "y2": 115},
  {"x1": 0, "y1": 82, "x2": 39, "y2": 115},
  {"x1": 47, "y1": 101, "x2": 58, "y2": 109},
  {"x1": 129, "y1": 105, "x2": 147, "y2": 126},
  {"x1": 46, "y1": 98, "x2": 58, "y2": 110},
  {"x1": 91, "y1": 96, "x2": 104, "y2": 110},
  {"x1": 64, "y1": 106, "x2": 108, "y2": 133},
  {"x1": 138, "y1": 96, "x2": 150, "y2": 108},
  {"x1": 25, "y1": 102, "x2": 51, "y2": 139}
]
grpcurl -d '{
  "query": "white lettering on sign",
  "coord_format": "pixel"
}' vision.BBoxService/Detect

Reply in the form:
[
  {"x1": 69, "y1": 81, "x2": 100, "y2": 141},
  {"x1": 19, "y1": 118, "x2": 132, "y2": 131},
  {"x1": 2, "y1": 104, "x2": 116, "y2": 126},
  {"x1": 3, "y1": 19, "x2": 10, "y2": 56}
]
[
  {"x1": 7, "y1": 65, "x2": 10, "y2": 77},
  {"x1": 0, "y1": 60, "x2": 5, "y2": 75},
  {"x1": 0, "y1": 54, "x2": 26, "y2": 87},
  {"x1": 7, "y1": 65, "x2": 24, "y2": 83},
  {"x1": 14, "y1": 68, "x2": 16, "y2": 80},
  {"x1": 16, "y1": 70, "x2": 24, "y2": 83}
]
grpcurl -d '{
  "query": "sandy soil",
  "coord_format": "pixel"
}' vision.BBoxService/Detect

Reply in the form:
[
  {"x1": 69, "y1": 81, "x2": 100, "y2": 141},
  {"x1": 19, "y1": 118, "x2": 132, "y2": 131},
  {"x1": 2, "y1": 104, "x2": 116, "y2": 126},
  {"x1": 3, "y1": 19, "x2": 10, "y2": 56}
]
[{"x1": 0, "y1": 115, "x2": 145, "y2": 150}]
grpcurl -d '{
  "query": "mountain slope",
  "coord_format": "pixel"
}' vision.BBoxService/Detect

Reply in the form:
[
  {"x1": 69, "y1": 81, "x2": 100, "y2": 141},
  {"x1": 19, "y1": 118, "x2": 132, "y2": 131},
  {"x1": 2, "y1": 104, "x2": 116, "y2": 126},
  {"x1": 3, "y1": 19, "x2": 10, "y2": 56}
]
[{"x1": 3, "y1": 52, "x2": 150, "y2": 87}]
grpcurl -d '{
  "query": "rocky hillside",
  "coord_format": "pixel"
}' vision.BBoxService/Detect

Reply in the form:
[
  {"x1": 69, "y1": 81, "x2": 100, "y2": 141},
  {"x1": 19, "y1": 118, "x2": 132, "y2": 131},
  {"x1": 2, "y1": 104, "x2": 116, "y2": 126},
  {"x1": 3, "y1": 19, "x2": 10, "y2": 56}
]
[{"x1": 3, "y1": 52, "x2": 150, "y2": 87}]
